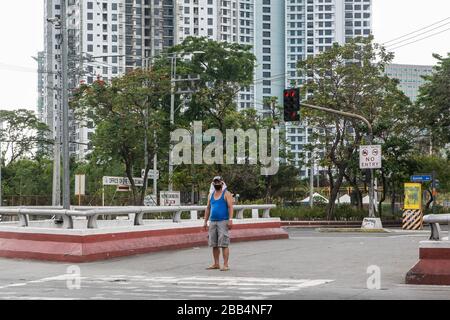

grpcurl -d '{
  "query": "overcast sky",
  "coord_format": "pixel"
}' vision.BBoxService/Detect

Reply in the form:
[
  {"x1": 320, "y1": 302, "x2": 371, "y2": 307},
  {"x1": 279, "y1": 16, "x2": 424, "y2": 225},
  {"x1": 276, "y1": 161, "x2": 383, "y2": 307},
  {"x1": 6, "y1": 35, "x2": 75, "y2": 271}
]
[{"x1": 0, "y1": 0, "x2": 449, "y2": 111}]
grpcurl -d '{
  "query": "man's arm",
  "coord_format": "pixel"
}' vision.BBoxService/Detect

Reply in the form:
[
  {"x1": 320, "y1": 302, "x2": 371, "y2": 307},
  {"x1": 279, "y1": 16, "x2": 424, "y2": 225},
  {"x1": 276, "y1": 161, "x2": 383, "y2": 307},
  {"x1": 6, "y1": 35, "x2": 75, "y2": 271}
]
[
  {"x1": 204, "y1": 197, "x2": 211, "y2": 230},
  {"x1": 225, "y1": 192, "x2": 234, "y2": 229}
]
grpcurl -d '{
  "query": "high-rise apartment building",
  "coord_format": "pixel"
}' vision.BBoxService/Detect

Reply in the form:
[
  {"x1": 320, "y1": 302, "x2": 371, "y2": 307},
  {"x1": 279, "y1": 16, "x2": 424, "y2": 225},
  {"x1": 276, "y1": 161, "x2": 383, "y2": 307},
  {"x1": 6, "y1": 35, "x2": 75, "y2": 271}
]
[
  {"x1": 385, "y1": 64, "x2": 433, "y2": 102},
  {"x1": 284, "y1": 0, "x2": 372, "y2": 177},
  {"x1": 174, "y1": 0, "x2": 256, "y2": 111},
  {"x1": 43, "y1": 0, "x2": 175, "y2": 160},
  {"x1": 42, "y1": 0, "x2": 372, "y2": 171}
]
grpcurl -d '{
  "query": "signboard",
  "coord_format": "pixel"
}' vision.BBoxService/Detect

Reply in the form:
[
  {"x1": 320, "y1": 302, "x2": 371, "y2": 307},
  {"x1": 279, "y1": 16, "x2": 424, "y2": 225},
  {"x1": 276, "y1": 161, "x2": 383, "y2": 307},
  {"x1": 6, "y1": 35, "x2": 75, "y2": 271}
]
[
  {"x1": 141, "y1": 169, "x2": 160, "y2": 180},
  {"x1": 410, "y1": 175, "x2": 432, "y2": 183},
  {"x1": 103, "y1": 176, "x2": 144, "y2": 187},
  {"x1": 160, "y1": 191, "x2": 181, "y2": 206},
  {"x1": 144, "y1": 195, "x2": 158, "y2": 206},
  {"x1": 359, "y1": 145, "x2": 382, "y2": 169},
  {"x1": 74, "y1": 175, "x2": 86, "y2": 196},
  {"x1": 404, "y1": 183, "x2": 422, "y2": 210}
]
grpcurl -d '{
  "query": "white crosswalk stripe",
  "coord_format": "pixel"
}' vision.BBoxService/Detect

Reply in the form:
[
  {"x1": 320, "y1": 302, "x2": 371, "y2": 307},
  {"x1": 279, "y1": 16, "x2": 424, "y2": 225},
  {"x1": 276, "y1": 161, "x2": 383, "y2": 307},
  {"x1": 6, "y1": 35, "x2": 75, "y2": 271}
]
[{"x1": 0, "y1": 274, "x2": 333, "y2": 300}]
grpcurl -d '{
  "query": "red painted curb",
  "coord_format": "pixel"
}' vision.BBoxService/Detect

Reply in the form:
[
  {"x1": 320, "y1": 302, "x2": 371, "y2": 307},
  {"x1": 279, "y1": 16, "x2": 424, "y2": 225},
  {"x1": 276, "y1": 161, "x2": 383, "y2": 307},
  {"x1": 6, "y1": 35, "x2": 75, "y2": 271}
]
[
  {"x1": 0, "y1": 223, "x2": 288, "y2": 263},
  {"x1": 406, "y1": 247, "x2": 450, "y2": 285}
]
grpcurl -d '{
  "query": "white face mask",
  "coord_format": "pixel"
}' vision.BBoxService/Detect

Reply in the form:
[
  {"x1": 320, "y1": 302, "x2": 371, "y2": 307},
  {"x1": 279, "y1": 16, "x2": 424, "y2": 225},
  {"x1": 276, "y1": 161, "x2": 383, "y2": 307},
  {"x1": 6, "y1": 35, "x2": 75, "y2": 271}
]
[{"x1": 209, "y1": 182, "x2": 227, "y2": 195}]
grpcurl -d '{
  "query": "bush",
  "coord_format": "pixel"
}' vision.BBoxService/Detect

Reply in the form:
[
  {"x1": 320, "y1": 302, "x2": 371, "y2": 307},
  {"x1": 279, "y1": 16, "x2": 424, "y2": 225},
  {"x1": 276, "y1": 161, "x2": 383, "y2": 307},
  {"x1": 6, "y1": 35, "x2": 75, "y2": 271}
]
[
  {"x1": 270, "y1": 205, "x2": 327, "y2": 221},
  {"x1": 270, "y1": 204, "x2": 401, "y2": 221}
]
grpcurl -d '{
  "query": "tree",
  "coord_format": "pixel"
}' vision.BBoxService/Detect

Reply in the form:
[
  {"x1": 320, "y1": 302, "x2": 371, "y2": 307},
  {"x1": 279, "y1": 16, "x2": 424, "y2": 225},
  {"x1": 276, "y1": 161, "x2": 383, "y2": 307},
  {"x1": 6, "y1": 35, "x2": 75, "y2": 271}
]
[
  {"x1": 0, "y1": 109, "x2": 51, "y2": 164},
  {"x1": 416, "y1": 53, "x2": 450, "y2": 151},
  {"x1": 297, "y1": 36, "x2": 412, "y2": 219},
  {"x1": 71, "y1": 69, "x2": 171, "y2": 205},
  {"x1": 160, "y1": 37, "x2": 257, "y2": 132},
  {"x1": 3, "y1": 158, "x2": 52, "y2": 198}
]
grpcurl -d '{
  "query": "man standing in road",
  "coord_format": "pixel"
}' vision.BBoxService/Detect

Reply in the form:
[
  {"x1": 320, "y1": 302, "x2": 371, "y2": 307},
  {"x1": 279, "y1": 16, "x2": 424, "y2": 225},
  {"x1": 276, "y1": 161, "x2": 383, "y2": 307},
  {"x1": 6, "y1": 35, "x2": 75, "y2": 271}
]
[{"x1": 204, "y1": 176, "x2": 234, "y2": 272}]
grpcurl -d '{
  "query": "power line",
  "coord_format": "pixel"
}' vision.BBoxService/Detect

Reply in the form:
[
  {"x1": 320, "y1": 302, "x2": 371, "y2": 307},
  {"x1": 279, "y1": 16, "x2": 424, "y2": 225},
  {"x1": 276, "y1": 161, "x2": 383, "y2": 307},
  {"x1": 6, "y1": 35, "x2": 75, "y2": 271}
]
[
  {"x1": 385, "y1": 21, "x2": 450, "y2": 48},
  {"x1": 382, "y1": 16, "x2": 450, "y2": 45},
  {"x1": 388, "y1": 27, "x2": 450, "y2": 51}
]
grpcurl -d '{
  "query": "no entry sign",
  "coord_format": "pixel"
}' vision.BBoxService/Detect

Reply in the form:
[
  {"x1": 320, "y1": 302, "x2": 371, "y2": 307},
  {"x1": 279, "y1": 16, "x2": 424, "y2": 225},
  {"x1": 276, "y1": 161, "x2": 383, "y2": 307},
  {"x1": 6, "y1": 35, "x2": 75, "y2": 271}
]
[{"x1": 359, "y1": 145, "x2": 382, "y2": 169}]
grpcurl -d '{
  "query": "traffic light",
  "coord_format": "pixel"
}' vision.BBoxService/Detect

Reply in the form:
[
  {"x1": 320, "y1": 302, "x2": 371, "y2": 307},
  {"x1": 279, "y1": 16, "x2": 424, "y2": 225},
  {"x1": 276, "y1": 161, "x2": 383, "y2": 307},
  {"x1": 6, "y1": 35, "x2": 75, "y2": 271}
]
[{"x1": 283, "y1": 88, "x2": 300, "y2": 122}]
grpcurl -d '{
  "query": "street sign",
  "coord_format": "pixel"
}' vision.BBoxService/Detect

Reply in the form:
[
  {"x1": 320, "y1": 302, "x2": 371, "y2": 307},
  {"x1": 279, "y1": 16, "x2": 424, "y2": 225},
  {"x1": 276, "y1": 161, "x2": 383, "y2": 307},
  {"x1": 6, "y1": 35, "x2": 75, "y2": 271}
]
[
  {"x1": 410, "y1": 175, "x2": 432, "y2": 183},
  {"x1": 404, "y1": 183, "x2": 422, "y2": 210},
  {"x1": 102, "y1": 176, "x2": 144, "y2": 187},
  {"x1": 141, "y1": 169, "x2": 160, "y2": 180},
  {"x1": 144, "y1": 194, "x2": 158, "y2": 206},
  {"x1": 74, "y1": 175, "x2": 86, "y2": 196},
  {"x1": 359, "y1": 145, "x2": 382, "y2": 169},
  {"x1": 160, "y1": 191, "x2": 181, "y2": 206}
]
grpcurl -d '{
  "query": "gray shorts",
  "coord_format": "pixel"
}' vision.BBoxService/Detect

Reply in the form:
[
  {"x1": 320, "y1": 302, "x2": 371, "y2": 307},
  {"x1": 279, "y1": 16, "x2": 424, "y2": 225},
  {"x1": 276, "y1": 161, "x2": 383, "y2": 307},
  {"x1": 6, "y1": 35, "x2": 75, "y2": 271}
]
[{"x1": 208, "y1": 220, "x2": 230, "y2": 248}]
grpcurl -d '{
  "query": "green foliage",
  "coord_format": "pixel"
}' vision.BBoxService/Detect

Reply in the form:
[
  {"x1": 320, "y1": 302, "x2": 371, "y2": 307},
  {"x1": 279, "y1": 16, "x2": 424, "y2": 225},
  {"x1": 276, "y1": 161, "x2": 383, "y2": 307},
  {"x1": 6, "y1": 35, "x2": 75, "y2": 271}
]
[
  {"x1": 2, "y1": 158, "x2": 53, "y2": 197},
  {"x1": 416, "y1": 53, "x2": 450, "y2": 148},
  {"x1": 0, "y1": 109, "x2": 51, "y2": 163},
  {"x1": 71, "y1": 69, "x2": 170, "y2": 204},
  {"x1": 162, "y1": 37, "x2": 257, "y2": 130},
  {"x1": 414, "y1": 155, "x2": 450, "y2": 192}
]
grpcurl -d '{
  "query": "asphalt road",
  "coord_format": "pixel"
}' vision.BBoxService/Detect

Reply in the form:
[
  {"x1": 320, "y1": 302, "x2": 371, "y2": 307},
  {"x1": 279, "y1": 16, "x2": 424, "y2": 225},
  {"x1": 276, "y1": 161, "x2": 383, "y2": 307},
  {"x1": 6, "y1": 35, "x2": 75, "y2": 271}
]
[{"x1": 0, "y1": 228, "x2": 449, "y2": 300}]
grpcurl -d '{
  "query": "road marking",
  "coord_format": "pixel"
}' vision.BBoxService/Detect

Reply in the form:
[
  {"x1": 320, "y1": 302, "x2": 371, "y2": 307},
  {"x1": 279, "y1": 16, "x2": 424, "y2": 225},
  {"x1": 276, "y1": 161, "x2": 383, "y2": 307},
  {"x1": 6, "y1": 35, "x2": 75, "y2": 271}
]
[{"x1": 0, "y1": 274, "x2": 334, "y2": 300}]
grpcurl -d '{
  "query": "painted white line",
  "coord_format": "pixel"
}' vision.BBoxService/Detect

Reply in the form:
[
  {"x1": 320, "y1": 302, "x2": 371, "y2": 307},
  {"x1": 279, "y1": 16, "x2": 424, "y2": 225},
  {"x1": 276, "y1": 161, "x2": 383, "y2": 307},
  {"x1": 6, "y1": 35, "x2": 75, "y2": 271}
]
[{"x1": 0, "y1": 274, "x2": 334, "y2": 300}]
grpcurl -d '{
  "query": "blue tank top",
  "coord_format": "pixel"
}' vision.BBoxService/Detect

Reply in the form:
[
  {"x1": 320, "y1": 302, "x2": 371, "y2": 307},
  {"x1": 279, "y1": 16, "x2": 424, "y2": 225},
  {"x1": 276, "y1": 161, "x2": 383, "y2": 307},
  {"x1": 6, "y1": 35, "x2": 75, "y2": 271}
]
[{"x1": 210, "y1": 189, "x2": 229, "y2": 221}]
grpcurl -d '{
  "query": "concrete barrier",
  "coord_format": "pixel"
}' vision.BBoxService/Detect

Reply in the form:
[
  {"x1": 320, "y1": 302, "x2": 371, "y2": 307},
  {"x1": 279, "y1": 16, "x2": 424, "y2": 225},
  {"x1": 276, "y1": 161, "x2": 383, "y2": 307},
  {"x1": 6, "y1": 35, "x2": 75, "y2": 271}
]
[
  {"x1": 405, "y1": 214, "x2": 450, "y2": 285},
  {"x1": 0, "y1": 219, "x2": 288, "y2": 263},
  {"x1": 0, "y1": 204, "x2": 286, "y2": 262}
]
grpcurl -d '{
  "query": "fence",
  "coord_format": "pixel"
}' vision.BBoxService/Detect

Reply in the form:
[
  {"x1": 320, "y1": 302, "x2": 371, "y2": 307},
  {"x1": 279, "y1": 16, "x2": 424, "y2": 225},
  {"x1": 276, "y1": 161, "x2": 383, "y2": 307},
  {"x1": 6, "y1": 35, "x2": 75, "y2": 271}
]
[{"x1": 0, "y1": 204, "x2": 276, "y2": 230}]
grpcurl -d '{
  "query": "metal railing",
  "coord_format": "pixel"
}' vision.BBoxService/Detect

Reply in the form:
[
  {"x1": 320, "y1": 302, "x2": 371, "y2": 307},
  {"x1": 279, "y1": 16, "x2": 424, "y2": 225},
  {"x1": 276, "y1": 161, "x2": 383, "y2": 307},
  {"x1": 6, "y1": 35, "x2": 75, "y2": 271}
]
[
  {"x1": 0, "y1": 204, "x2": 276, "y2": 230},
  {"x1": 423, "y1": 214, "x2": 450, "y2": 241}
]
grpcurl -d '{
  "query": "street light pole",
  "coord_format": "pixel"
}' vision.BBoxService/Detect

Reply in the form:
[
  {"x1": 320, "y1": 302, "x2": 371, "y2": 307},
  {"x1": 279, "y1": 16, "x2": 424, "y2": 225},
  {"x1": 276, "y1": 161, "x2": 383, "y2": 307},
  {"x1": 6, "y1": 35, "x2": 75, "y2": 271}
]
[
  {"x1": 168, "y1": 54, "x2": 176, "y2": 192},
  {"x1": 61, "y1": 0, "x2": 71, "y2": 210}
]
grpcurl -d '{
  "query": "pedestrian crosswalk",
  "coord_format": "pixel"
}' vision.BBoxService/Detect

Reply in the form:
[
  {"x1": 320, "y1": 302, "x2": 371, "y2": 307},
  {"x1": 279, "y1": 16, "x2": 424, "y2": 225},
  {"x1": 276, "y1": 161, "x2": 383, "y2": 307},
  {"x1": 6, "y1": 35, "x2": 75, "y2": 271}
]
[{"x1": 0, "y1": 274, "x2": 333, "y2": 300}]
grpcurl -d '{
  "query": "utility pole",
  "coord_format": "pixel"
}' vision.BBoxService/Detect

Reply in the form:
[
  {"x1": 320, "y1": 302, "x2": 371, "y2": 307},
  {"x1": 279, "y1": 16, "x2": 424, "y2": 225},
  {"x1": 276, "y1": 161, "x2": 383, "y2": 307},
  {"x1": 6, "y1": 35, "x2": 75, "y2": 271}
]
[
  {"x1": 52, "y1": 89, "x2": 61, "y2": 207},
  {"x1": 61, "y1": 0, "x2": 71, "y2": 210}
]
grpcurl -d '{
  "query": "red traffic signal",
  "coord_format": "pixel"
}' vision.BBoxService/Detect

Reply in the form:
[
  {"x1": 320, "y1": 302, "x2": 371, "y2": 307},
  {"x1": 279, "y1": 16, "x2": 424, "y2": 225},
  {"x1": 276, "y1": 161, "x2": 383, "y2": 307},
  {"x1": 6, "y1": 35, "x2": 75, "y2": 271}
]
[{"x1": 284, "y1": 88, "x2": 300, "y2": 122}]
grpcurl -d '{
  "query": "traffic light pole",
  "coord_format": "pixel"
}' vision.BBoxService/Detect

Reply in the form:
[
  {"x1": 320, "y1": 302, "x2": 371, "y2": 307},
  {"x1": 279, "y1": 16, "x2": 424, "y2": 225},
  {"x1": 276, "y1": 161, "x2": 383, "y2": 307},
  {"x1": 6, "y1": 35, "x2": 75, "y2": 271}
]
[{"x1": 300, "y1": 103, "x2": 376, "y2": 218}]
